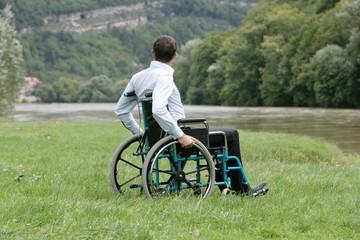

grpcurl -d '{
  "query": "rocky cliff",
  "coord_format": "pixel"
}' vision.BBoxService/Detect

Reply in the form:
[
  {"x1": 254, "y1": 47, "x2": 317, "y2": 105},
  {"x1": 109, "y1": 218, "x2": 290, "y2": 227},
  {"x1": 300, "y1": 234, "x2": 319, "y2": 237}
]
[{"x1": 21, "y1": 0, "x2": 257, "y2": 35}]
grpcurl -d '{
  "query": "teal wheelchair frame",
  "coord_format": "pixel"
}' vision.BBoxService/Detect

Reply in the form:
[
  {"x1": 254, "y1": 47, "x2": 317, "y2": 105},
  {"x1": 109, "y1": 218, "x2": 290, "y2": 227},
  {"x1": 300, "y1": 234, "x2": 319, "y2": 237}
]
[{"x1": 110, "y1": 92, "x2": 250, "y2": 198}]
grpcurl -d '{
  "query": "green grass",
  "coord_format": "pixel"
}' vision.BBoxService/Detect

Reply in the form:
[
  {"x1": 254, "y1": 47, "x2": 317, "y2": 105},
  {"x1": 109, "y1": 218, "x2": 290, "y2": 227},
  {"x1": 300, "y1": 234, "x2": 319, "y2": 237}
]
[{"x1": 1, "y1": 120, "x2": 359, "y2": 239}]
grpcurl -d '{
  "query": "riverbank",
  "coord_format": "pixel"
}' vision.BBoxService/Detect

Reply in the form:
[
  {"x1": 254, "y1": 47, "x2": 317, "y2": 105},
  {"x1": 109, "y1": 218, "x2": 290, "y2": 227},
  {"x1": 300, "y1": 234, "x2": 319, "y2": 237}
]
[
  {"x1": 1, "y1": 121, "x2": 359, "y2": 239},
  {"x1": 12, "y1": 103, "x2": 360, "y2": 155}
]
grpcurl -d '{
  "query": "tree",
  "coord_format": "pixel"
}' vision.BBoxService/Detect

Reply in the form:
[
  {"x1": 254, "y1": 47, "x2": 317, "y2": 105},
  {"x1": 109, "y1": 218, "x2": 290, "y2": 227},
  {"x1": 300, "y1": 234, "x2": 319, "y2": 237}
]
[
  {"x1": 345, "y1": 28, "x2": 360, "y2": 107},
  {"x1": 220, "y1": 35, "x2": 262, "y2": 106},
  {"x1": 206, "y1": 64, "x2": 225, "y2": 105},
  {"x1": 259, "y1": 35, "x2": 292, "y2": 106},
  {"x1": 174, "y1": 39, "x2": 201, "y2": 102},
  {"x1": 188, "y1": 33, "x2": 225, "y2": 104},
  {"x1": 53, "y1": 77, "x2": 80, "y2": 102},
  {"x1": 78, "y1": 75, "x2": 113, "y2": 102},
  {"x1": 0, "y1": 5, "x2": 24, "y2": 117},
  {"x1": 34, "y1": 83, "x2": 56, "y2": 103},
  {"x1": 311, "y1": 45, "x2": 354, "y2": 107},
  {"x1": 336, "y1": 0, "x2": 360, "y2": 107}
]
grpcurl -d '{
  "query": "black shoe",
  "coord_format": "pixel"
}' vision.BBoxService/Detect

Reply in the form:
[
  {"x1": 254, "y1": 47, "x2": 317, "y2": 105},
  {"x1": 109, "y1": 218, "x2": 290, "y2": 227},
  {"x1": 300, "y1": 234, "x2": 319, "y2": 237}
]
[
  {"x1": 250, "y1": 182, "x2": 267, "y2": 193},
  {"x1": 253, "y1": 187, "x2": 268, "y2": 197}
]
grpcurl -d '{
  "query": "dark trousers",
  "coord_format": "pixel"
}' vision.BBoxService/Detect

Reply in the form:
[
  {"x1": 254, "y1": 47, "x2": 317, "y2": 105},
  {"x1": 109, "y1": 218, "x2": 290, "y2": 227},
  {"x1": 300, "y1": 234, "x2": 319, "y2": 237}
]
[{"x1": 209, "y1": 127, "x2": 249, "y2": 193}]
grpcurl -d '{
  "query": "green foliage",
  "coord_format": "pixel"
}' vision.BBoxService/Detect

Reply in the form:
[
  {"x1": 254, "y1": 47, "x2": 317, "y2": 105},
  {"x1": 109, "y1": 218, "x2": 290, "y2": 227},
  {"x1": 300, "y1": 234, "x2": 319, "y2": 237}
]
[
  {"x1": 161, "y1": 0, "x2": 249, "y2": 26},
  {"x1": 0, "y1": 6, "x2": 24, "y2": 116},
  {"x1": 21, "y1": 31, "x2": 135, "y2": 81},
  {"x1": 176, "y1": 0, "x2": 360, "y2": 108},
  {"x1": 187, "y1": 33, "x2": 226, "y2": 104},
  {"x1": 53, "y1": 77, "x2": 80, "y2": 102},
  {"x1": 316, "y1": 0, "x2": 341, "y2": 13},
  {"x1": 206, "y1": 64, "x2": 226, "y2": 105},
  {"x1": 312, "y1": 45, "x2": 354, "y2": 107},
  {"x1": 34, "y1": 83, "x2": 56, "y2": 103},
  {"x1": 220, "y1": 35, "x2": 262, "y2": 106},
  {"x1": 110, "y1": 15, "x2": 236, "y2": 64},
  {"x1": 174, "y1": 39, "x2": 201, "y2": 102},
  {"x1": 259, "y1": 35, "x2": 291, "y2": 106},
  {"x1": 78, "y1": 75, "x2": 113, "y2": 103}
]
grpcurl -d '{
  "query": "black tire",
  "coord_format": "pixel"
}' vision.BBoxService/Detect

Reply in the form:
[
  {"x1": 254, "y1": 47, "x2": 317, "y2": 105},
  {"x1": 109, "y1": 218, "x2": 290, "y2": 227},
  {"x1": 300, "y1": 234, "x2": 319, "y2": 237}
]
[
  {"x1": 110, "y1": 133, "x2": 145, "y2": 194},
  {"x1": 141, "y1": 136, "x2": 215, "y2": 199}
]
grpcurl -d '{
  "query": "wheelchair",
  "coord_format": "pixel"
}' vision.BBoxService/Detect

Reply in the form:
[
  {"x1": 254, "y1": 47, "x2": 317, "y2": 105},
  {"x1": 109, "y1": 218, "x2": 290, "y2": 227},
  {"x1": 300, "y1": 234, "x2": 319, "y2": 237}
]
[{"x1": 110, "y1": 91, "x2": 259, "y2": 199}]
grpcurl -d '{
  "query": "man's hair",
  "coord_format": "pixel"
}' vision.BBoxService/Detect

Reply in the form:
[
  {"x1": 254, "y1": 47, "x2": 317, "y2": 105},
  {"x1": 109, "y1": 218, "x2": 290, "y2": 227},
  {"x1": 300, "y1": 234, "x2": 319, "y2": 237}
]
[{"x1": 153, "y1": 35, "x2": 177, "y2": 63}]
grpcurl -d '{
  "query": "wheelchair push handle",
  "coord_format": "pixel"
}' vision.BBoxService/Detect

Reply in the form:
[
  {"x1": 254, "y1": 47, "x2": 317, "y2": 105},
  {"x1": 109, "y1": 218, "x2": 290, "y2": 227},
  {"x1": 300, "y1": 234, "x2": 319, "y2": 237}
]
[
  {"x1": 124, "y1": 91, "x2": 136, "y2": 97},
  {"x1": 145, "y1": 92, "x2": 152, "y2": 98},
  {"x1": 124, "y1": 91, "x2": 153, "y2": 98}
]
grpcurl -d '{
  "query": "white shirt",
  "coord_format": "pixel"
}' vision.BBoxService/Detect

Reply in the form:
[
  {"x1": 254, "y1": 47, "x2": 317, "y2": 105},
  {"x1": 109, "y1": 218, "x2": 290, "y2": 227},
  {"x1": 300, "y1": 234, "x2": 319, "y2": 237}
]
[{"x1": 114, "y1": 61, "x2": 185, "y2": 138}]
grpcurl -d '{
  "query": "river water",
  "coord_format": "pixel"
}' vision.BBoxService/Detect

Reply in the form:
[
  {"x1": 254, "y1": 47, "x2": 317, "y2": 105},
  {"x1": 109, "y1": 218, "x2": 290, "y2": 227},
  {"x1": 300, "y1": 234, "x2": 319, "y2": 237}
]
[{"x1": 13, "y1": 103, "x2": 360, "y2": 155}]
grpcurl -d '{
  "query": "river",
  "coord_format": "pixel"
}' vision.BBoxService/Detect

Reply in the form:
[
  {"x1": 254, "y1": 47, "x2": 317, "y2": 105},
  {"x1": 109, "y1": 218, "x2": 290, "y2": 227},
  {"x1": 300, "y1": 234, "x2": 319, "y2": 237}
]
[{"x1": 12, "y1": 103, "x2": 360, "y2": 155}]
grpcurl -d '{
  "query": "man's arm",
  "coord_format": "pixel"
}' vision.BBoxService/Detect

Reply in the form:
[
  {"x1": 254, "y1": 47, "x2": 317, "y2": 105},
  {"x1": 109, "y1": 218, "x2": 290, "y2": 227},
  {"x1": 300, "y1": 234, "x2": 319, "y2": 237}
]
[
  {"x1": 114, "y1": 84, "x2": 143, "y2": 134},
  {"x1": 152, "y1": 76, "x2": 184, "y2": 139},
  {"x1": 152, "y1": 76, "x2": 194, "y2": 148}
]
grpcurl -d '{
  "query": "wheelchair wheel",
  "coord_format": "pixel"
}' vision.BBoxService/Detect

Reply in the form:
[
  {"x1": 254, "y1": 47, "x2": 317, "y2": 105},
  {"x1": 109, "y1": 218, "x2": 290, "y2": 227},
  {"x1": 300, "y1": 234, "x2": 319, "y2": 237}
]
[
  {"x1": 110, "y1": 133, "x2": 146, "y2": 194},
  {"x1": 142, "y1": 136, "x2": 215, "y2": 199}
]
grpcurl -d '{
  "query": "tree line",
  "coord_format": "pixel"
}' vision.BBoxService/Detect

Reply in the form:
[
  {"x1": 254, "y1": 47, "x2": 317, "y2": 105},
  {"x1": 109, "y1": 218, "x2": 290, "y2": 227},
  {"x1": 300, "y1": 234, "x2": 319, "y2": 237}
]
[{"x1": 174, "y1": 0, "x2": 360, "y2": 108}]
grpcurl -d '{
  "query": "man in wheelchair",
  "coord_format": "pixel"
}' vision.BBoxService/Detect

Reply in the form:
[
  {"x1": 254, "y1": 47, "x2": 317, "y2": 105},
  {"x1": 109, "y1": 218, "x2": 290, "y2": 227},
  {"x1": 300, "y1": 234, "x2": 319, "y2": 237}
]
[{"x1": 114, "y1": 35, "x2": 268, "y2": 197}]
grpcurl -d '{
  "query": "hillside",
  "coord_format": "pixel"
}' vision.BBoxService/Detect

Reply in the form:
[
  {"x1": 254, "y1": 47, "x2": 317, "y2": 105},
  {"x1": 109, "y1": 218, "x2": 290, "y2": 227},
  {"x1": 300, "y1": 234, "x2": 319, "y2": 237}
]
[{"x1": 0, "y1": 0, "x2": 259, "y2": 103}]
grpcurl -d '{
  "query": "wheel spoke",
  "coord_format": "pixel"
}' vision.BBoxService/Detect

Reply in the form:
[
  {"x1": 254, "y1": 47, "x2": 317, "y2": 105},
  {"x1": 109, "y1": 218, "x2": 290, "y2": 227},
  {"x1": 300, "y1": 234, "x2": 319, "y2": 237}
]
[
  {"x1": 110, "y1": 133, "x2": 145, "y2": 195},
  {"x1": 119, "y1": 174, "x2": 141, "y2": 188},
  {"x1": 180, "y1": 148, "x2": 193, "y2": 170},
  {"x1": 119, "y1": 157, "x2": 142, "y2": 170},
  {"x1": 183, "y1": 178, "x2": 194, "y2": 190},
  {"x1": 152, "y1": 168, "x2": 173, "y2": 175},
  {"x1": 184, "y1": 166, "x2": 209, "y2": 176}
]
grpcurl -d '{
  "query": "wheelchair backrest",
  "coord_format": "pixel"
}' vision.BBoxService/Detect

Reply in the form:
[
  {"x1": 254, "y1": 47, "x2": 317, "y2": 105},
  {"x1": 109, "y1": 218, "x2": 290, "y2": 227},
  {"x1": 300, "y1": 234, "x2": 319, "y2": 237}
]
[
  {"x1": 141, "y1": 100, "x2": 165, "y2": 147},
  {"x1": 124, "y1": 90, "x2": 164, "y2": 147}
]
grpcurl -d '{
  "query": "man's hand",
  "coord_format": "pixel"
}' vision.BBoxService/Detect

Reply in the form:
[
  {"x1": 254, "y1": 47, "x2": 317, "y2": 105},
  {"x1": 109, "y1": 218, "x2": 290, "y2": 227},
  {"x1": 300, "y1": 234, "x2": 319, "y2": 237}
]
[{"x1": 178, "y1": 134, "x2": 195, "y2": 148}]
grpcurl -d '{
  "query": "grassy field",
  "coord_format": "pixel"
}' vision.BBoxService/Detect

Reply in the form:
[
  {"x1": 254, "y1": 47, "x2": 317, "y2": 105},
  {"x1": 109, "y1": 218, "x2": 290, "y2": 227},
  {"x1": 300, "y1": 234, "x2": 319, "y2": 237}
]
[{"x1": 0, "y1": 120, "x2": 359, "y2": 239}]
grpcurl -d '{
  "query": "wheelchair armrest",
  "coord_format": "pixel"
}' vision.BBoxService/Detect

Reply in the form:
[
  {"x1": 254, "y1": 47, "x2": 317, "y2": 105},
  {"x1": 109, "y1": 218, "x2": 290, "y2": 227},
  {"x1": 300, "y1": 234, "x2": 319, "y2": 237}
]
[
  {"x1": 177, "y1": 118, "x2": 207, "y2": 124},
  {"x1": 209, "y1": 131, "x2": 228, "y2": 151},
  {"x1": 178, "y1": 118, "x2": 209, "y2": 147}
]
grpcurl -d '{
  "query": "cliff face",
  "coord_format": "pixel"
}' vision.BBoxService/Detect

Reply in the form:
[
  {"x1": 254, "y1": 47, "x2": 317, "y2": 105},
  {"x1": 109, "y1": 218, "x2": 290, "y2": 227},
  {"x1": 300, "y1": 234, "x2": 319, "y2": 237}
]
[
  {"x1": 21, "y1": 0, "x2": 257, "y2": 35},
  {"x1": 38, "y1": 1, "x2": 164, "y2": 35},
  {"x1": 42, "y1": 3, "x2": 153, "y2": 24}
]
